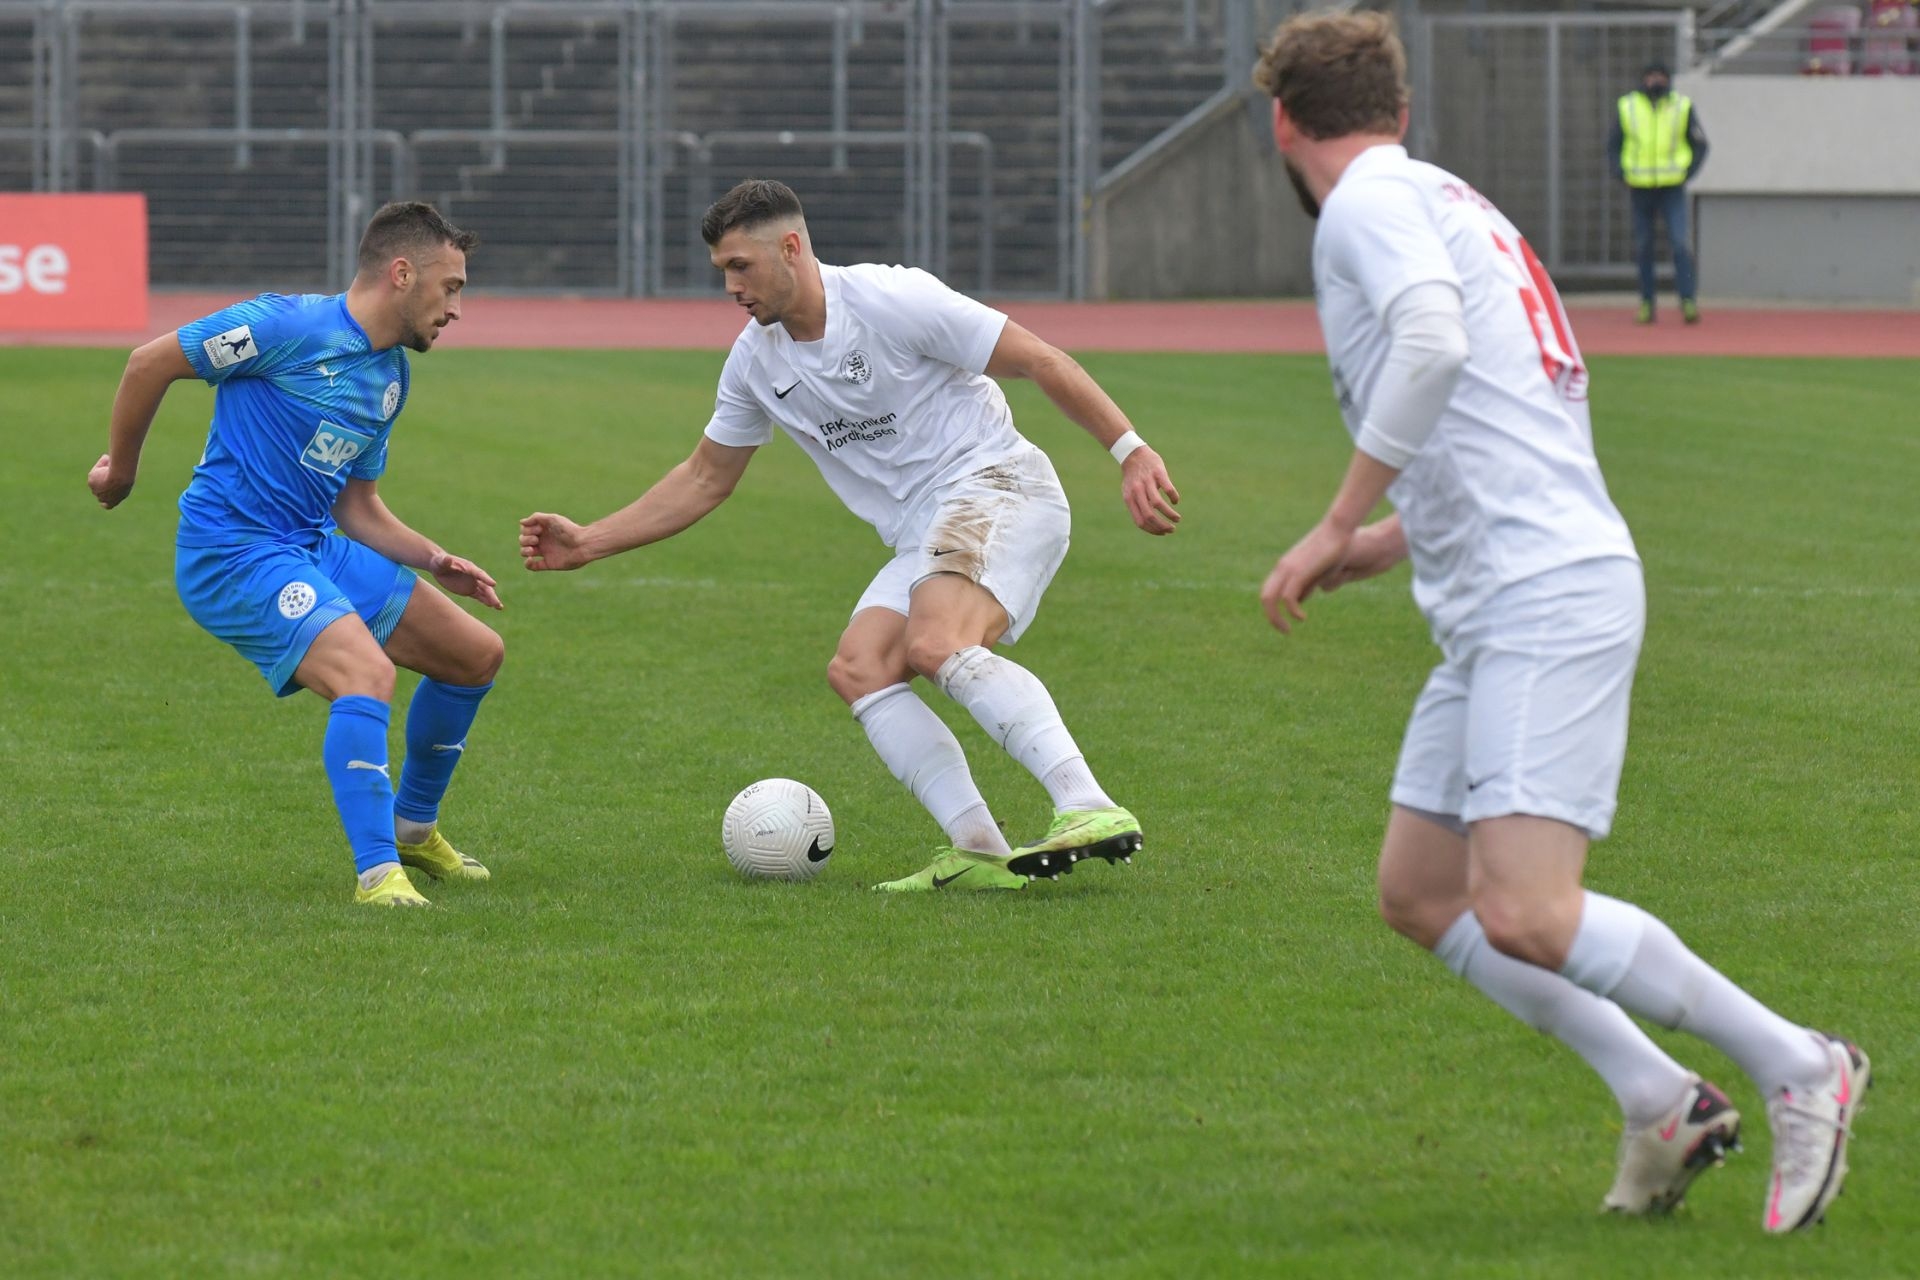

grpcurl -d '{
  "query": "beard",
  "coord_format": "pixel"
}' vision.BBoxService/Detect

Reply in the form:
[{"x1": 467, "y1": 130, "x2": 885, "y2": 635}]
[
  {"x1": 1284, "y1": 156, "x2": 1320, "y2": 220},
  {"x1": 401, "y1": 315, "x2": 440, "y2": 353}
]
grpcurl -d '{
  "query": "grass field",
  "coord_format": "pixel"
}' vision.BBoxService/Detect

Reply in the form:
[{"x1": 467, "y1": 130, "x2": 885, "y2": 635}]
[{"x1": 3, "y1": 345, "x2": 1915, "y2": 1278}]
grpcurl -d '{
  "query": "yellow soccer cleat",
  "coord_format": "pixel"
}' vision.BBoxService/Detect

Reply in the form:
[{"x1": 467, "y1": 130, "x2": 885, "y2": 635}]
[
  {"x1": 354, "y1": 864, "x2": 432, "y2": 907},
  {"x1": 1006, "y1": 805, "x2": 1143, "y2": 879},
  {"x1": 397, "y1": 827, "x2": 491, "y2": 881},
  {"x1": 872, "y1": 847, "x2": 1027, "y2": 893}
]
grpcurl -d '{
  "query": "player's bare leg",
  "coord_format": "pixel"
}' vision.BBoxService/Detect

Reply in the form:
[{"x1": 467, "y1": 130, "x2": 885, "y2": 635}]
[
  {"x1": 1378, "y1": 807, "x2": 1726, "y2": 1211},
  {"x1": 380, "y1": 581, "x2": 503, "y2": 882},
  {"x1": 1471, "y1": 815, "x2": 1862, "y2": 1228},
  {"x1": 907, "y1": 573, "x2": 1138, "y2": 879}
]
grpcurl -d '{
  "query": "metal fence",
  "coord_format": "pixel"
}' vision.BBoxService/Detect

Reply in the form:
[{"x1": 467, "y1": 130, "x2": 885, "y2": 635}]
[
  {"x1": 0, "y1": 0, "x2": 1238, "y2": 296},
  {"x1": 4, "y1": 1, "x2": 1831, "y2": 295},
  {"x1": 1412, "y1": 12, "x2": 1690, "y2": 280}
]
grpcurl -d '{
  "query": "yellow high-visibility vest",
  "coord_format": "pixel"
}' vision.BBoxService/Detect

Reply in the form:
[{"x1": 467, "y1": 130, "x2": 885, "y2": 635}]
[{"x1": 1618, "y1": 92, "x2": 1694, "y2": 188}]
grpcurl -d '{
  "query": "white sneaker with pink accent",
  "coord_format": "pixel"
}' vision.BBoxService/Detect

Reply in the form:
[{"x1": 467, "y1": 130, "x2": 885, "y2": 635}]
[
  {"x1": 1763, "y1": 1033, "x2": 1871, "y2": 1233},
  {"x1": 1603, "y1": 1075, "x2": 1742, "y2": 1215}
]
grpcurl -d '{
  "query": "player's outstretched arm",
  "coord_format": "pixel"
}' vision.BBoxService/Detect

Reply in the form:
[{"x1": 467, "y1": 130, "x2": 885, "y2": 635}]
[
  {"x1": 519, "y1": 436, "x2": 756, "y2": 572},
  {"x1": 88, "y1": 332, "x2": 196, "y2": 509},
  {"x1": 333, "y1": 479, "x2": 502, "y2": 610},
  {"x1": 1266, "y1": 284, "x2": 1464, "y2": 634},
  {"x1": 984, "y1": 321, "x2": 1180, "y2": 535}
]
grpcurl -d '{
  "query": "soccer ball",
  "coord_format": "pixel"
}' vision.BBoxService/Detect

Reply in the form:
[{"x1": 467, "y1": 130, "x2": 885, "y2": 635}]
[{"x1": 721, "y1": 778, "x2": 835, "y2": 881}]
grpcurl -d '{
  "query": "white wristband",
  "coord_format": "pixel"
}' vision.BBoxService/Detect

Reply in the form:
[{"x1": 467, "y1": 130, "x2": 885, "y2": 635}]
[{"x1": 1108, "y1": 430, "x2": 1147, "y2": 465}]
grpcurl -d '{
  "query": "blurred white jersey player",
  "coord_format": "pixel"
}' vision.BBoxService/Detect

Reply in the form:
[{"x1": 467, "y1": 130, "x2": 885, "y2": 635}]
[
  {"x1": 1252, "y1": 10, "x2": 1866, "y2": 1233},
  {"x1": 518, "y1": 179, "x2": 1182, "y2": 891}
]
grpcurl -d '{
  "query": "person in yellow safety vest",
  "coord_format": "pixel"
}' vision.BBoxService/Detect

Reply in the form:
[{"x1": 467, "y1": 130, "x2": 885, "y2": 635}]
[{"x1": 1607, "y1": 61, "x2": 1710, "y2": 324}]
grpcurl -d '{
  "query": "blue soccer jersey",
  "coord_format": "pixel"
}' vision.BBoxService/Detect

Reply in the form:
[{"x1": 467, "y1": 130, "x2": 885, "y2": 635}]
[{"x1": 175, "y1": 293, "x2": 411, "y2": 548}]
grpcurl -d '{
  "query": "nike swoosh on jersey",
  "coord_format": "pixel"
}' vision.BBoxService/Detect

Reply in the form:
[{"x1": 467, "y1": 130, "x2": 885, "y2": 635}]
[{"x1": 774, "y1": 381, "x2": 801, "y2": 399}]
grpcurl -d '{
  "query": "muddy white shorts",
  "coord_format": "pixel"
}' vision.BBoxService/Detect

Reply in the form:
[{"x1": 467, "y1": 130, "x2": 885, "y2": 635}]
[
  {"x1": 852, "y1": 445, "x2": 1071, "y2": 643},
  {"x1": 1390, "y1": 556, "x2": 1645, "y2": 840}
]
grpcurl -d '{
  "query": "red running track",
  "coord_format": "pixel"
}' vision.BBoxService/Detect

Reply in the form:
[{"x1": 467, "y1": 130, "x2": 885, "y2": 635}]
[{"x1": 13, "y1": 291, "x2": 1920, "y2": 357}]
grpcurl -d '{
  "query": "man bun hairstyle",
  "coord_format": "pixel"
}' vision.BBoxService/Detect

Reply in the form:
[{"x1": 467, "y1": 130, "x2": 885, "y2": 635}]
[
  {"x1": 1251, "y1": 10, "x2": 1409, "y2": 141},
  {"x1": 357, "y1": 201, "x2": 478, "y2": 275},
  {"x1": 701, "y1": 179, "x2": 806, "y2": 247}
]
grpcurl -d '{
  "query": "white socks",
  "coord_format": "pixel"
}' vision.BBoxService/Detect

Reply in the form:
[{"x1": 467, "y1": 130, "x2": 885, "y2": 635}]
[
  {"x1": 934, "y1": 646, "x2": 1114, "y2": 812},
  {"x1": 1436, "y1": 912, "x2": 1691, "y2": 1124},
  {"x1": 851, "y1": 684, "x2": 1011, "y2": 856},
  {"x1": 1561, "y1": 892, "x2": 1831, "y2": 1097}
]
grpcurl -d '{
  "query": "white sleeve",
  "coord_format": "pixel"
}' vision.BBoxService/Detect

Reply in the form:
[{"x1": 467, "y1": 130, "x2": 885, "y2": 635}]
[
  {"x1": 702, "y1": 341, "x2": 775, "y2": 447},
  {"x1": 882, "y1": 267, "x2": 1008, "y2": 373},
  {"x1": 1352, "y1": 281, "x2": 1469, "y2": 469},
  {"x1": 1321, "y1": 173, "x2": 1462, "y2": 322}
]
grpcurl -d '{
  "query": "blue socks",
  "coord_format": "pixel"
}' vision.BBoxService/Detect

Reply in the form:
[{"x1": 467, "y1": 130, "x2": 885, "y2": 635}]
[
  {"x1": 323, "y1": 695, "x2": 399, "y2": 875},
  {"x1": 394, "y1": 679, "x2": 492, "y2": 828}
]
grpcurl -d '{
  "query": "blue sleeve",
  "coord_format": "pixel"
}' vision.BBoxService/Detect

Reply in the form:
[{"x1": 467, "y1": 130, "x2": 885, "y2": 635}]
[
  {"x1": 176, "y1": 294, "x2": 306, "y2": 385},
  {"x1": 348, "y1": 434, "x2": 390, "y2": 481}
]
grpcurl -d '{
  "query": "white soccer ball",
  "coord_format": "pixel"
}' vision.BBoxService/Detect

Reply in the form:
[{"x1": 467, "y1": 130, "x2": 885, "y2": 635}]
[{"x1": 721, "y1": 778, "x2": 835, "y2": 881}]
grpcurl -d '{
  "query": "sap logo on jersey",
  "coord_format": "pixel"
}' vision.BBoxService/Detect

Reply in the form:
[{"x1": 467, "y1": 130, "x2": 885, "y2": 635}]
[{"x1": 301, "y1": 421, "x2": 375, "y2": 475}]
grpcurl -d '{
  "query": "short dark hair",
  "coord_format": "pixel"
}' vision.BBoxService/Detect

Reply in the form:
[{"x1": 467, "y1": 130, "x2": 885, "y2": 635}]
[
  {"x1": 357, "y1": 201, "x2": 478, "y2": 275},
  {"x1": 701, "y1": 179, "x2": 805, "y2": 246},
  {"x1": 1251, "y1": 10, "x2": 1408, "y2": 141}
]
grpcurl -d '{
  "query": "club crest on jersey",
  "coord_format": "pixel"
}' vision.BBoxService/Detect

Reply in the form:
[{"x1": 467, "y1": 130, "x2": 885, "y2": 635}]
[
  {"x1": 203, "y1": 324, "x2": 257, "y2": 370},
  {"x1": 300, "y1": 420, "x2": 374, "y2": 476},
  {"x1": 840, "y1": 349, "x2": 873, "y2": 385},
  {"x1": 382, "y1": 380, "x2": 402, "y2": 420},
  {"x1": 278, "y1": 581, "x2": 318, "y2": 620}
]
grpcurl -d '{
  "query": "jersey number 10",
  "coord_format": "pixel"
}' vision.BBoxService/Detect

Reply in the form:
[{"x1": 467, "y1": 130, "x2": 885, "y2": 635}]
[{"x1": 1490, "y1": 230, "x2": 1588, "y2": 402}]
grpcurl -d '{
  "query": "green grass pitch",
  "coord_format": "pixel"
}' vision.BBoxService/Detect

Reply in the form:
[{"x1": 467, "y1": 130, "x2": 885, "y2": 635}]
[{"x1": 2, "y1": 345, "x2": 1914, "y2": 1277}]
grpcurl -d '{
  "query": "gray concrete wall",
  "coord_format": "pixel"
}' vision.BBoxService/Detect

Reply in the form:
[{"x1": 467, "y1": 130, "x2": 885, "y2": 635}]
[
  {"x1": 1699, "y1": 195, "x2": 1920, "y2": 305},
  {"x1": 1679, "y1": 74, "x2": 1920, "y2": 304},
  {"x1": 1679, "y1": 76, "x2": 1920, "y2": 196},
  {"x1": 1089, "y1": 91, "x2": 1316, "y2": 299}
]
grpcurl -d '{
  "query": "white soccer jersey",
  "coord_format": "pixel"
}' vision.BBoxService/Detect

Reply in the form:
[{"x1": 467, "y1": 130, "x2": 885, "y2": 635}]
[
  {"x1": 1314, "y1": 145, "x2": 1639, "y2": 637},
  {"x1": 702, "y1": 262, "x2": 1029, "y2": 548}
]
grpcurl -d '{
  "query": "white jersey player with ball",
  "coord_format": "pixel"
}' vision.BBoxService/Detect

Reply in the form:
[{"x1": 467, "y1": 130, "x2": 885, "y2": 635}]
[
  {"x1": 519, "y1": 179, "x2": 1181, "y2": 892},
  {"x1": 1254, "y1": 10, "x2": 1865, "y2": 1235}
]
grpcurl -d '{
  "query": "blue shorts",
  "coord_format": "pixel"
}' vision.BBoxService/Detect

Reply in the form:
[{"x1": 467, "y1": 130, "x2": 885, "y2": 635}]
[{"x1": 176, "y1": 535, "x2": 417, "y2": 697}]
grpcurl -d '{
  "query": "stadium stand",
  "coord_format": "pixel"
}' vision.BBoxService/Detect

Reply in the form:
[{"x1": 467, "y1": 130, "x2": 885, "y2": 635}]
[
  {"x1": 1805, "y1": 3, "x2": 1866, "y2": 72},
  {"x1": 0, "y1": 1, "x2": 1230, "y2": 294}
]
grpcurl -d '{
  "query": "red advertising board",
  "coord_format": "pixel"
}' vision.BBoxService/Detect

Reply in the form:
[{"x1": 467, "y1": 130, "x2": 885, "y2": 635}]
[{"x1": 0, "y1": 193, "x2": 149, "y2": 331}]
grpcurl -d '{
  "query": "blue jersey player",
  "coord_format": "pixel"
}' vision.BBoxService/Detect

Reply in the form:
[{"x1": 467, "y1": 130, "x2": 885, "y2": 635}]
[{"x1": 88, "y1": 202, "x2": 503, "y2": 907}]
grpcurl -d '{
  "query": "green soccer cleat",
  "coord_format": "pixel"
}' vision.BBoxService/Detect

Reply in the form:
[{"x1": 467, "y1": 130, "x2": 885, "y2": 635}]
[
  {"x1": 1635, "y1": 300, "x2": 1656, "y2": 325},
  {"x1": 1680, "y1": 298, "x2": 1701, "y2": 325},
  {"x1": 872, "y1": 847, "x2": 1027, "y2": 893},
  {"x1": 397, "y1": 828, "x2": 491, "y2": 882},
  {"x1": 354, "y1": 864, "x2": 431, "y2": 907},
  {"x1": 1006, "y1": 806, "x2": 1143, "y2": 879}
]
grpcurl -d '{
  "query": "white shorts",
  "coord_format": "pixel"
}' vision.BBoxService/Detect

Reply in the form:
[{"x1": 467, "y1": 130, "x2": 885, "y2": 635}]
[
  {"x1": 852, "y1": 446, "x2": 1071, "y2": 644},
  {"x1": 1390, "y1": 556, "x2": 1644, "y2": 840}
]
